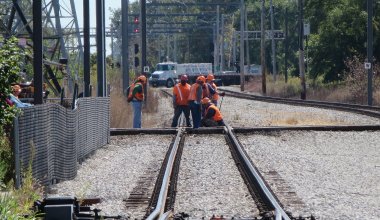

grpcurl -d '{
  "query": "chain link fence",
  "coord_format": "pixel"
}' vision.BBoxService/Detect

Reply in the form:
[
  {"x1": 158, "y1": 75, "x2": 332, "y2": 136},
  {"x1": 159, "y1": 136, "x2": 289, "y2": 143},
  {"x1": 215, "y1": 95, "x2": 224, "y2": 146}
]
[{"x1": 13, "y1": 97, "x2": 110, "y2": 187}]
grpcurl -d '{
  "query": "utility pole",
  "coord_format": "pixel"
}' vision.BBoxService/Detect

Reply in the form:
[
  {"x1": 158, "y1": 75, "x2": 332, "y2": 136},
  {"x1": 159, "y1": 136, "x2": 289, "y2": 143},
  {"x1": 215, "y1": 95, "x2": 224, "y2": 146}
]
[
  {"x1": 174, "y1": 35, "x2": 178, "y2": 62},
  {"x1": 232, "y1": 31, "x2": 237, "y2": 68},
  {"x1": 260, "y1": 0, "x2": 266, "y2": 94},
  {"x1": 96, "y1": 0, "x2": 106, "y2": 97},
  {"x1": 298, "y1": 0, "x2": 306, "y2": 100},
  {"x1": 33, "y1": 0, "x2": 43, "y2": 104},
  {"x1": 140, "y1": 0, "x2": 146, "y2": 75},
  {"x1": 216, "y1": 5, "x2": 220, "y2": 72},
  {"x1": 245, "y1": 6, "x2": 250, "y2": 75},
  {"x1": 220, "y1": 14, "x2": 225, "y2": 72},
  {"x1": 284, "y1": 7, "x2": 288, "y2": 83},
  {"x1": 367, "y1": 0, "x2": 373, "y2": 106},
  {"x1": 122, "y1": 0, "x2": 129, "y2": 95},
  {"x1": 240, "y1": 0, "x2": 245, "y2": 91},
  {"x1": 270, "y1": 0, "x2": 277, "y2": 81},
  {"x1": 84, "y1": 0, "x2": 90, "y2": 97}
]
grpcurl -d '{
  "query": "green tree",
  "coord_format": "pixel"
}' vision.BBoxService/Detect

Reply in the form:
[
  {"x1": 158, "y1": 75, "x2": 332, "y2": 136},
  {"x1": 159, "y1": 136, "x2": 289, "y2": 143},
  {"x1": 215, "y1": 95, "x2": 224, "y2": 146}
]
[
  {"x1": 305, "y1": 0, "x2": 379, "y2": 81},
  {"x1": 0, "y1": 37, "x2": 24, "y2": 129}
]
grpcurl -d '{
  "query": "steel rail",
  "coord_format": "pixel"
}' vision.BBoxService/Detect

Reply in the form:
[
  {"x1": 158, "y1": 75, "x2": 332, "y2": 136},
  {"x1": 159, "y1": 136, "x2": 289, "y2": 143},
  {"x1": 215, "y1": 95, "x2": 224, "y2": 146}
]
[
  {"x1": 220, "y1": 88, "x2": 380, "y2": 118},
  {"x1": 146, "y1": 128, "x2": 184, "y2": 220},
  {"x1": 224, "y1": 125, "x2": 291, "y2": 220}
]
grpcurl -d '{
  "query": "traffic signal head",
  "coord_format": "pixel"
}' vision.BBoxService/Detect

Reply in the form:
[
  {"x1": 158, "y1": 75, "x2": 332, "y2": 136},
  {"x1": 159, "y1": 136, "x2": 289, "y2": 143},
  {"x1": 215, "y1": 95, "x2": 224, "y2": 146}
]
[
  {"x1": 134, "y1": 28, "x2": 139, "y2": 33},
  {"x1": 133, "y1": 16, "x2": 139, "y2": 24},
  {"x1": 134, "y1": 57, "x2": 139, "y2": 67},
  {"x1": 134, "y1": 44, "x2": 139, "y2": 54}
]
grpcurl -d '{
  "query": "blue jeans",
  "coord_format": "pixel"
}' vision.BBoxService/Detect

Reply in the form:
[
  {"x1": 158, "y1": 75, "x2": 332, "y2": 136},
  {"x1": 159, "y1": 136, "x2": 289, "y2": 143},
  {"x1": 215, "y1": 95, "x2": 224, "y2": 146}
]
[
  {"x1": 189, "y1": 101, "x2": 201, "y2": 128},
  {"x1": 132, "y1": 100, "x2": 142, "y2": 128}
]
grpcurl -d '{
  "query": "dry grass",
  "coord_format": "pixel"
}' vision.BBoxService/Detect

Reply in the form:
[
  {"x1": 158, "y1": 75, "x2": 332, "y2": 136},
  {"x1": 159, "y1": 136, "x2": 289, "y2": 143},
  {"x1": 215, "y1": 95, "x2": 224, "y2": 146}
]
[
  {"x1": 245, "y1": 75, "x2": 380, "y2": 106},
  {"x1": 109, "y1": 75, "x2": 167, "y2": 128}
]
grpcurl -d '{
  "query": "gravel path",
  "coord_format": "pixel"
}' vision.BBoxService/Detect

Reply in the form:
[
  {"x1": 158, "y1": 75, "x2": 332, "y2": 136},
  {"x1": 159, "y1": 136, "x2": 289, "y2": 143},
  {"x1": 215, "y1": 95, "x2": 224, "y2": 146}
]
[
  {"x1": 158, "y1": 87, "x2": 380, "y2": 127},
  {"x1": 175, "y1": 134, "x2": 260, "y2": 219},
  {"x1": 47, "y1": 135, "x2": 172, "y2": 219},
  {"x1": 238, "y1": 131, "x2": 380, "y2": 220}
]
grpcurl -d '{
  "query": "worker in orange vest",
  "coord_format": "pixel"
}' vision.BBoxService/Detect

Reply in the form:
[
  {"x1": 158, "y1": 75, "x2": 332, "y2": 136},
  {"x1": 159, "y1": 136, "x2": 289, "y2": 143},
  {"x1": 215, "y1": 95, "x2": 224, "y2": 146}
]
[
  {"x1": 171, "y1": 75, "x2": 192, "y2": 127},
  {"x1": 200, "y1": 97, "x2": 225, "y2": 127},
  {"x1": 206, "y1": 73, "x2": 225, "y2": 106},
  {"x1": 188, "y1": 75, "x2": 205, "y2": 128},
  {"x1": 127, "y1": 75, "x2": 146, "y2": 128}
]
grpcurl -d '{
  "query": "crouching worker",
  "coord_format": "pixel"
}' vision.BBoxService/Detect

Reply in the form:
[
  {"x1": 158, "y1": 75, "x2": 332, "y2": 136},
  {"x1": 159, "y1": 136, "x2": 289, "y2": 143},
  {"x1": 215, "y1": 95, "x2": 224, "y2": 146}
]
[{"x1": 200, "y1": 97, "x2": 225, "y2": 127}]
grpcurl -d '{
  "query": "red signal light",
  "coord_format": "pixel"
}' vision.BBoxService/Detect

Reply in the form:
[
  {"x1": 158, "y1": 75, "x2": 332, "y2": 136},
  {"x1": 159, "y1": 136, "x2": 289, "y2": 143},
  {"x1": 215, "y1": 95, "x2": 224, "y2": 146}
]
[
  {"x1": 134, "y1": 28, "x2": 139, "y2": 33},
  {"x1": 134, "y1": 16, "x2": 139, "y2": 24}
]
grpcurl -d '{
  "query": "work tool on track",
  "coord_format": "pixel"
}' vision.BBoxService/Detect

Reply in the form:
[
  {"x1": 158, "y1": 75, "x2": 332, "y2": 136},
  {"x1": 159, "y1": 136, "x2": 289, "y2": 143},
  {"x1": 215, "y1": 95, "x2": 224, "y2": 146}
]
[{"x1": 219, "y1": 96, "x2": 224, "y2": 111}]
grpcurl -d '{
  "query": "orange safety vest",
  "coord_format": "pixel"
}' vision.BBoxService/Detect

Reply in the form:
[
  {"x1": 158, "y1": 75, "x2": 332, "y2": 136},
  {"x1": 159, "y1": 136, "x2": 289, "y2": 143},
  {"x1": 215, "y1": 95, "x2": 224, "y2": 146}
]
[
  {"x1": 188, "y1": 83, "x2": 202, "y2": 102},
  {"x1": 206, "y1": 104, "x2": 223, "y2": 122},
  {"x1": 173, "y1": 83, "x2": 191, "y2": 106},
  {"x1": 202, "y1": 83, "x2": 210, "y2": 98},
  {"x1": 128, "y1": 82, "x2": 144, "y2": 101},
  {"x1": 210, "y1": 82, "x2": 219, "y2": 101}
]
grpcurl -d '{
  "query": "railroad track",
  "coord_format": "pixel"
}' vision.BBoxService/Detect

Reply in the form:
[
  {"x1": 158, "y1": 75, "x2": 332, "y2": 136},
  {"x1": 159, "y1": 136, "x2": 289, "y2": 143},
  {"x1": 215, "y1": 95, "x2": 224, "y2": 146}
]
[
  {"x1": 41, "y1": 87, "x2": 380, "y2": 219},
  {"x1": 111, "y1": 127, "x2": 314, "y2": 220},
  {"x1": 219, "y1": 88, "x2": 380, "y2": 118}
]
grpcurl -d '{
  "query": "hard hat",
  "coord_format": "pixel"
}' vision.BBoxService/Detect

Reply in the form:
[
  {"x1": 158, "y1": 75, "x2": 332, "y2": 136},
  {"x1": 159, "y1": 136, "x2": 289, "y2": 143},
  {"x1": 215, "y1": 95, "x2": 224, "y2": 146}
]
[
  {"x1": 12, "y1": 85, "x2": 21, "y2": 92},
  {"x1": 180, "y1": 74, "x2": 188, "y2": 81},
  {"x1": 137, "y1": 75, "x2": 147, "y2": 83},
  {"x1": 207, "y1": 74, "x2": 214, "y2": 81},
  {"x1": 201, "y1": 97, "x2": 211, "y2": 105},
  {"x1": 197, "y1": 76, "x2": 206, "y2": 84}
]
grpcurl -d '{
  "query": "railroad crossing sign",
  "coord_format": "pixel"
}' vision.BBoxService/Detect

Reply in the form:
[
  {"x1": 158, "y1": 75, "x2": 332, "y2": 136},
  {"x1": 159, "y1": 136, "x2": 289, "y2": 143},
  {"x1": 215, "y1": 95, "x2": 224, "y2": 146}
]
[{"x1": 143, "y1": 66, "x2": 150, "y2": 73}]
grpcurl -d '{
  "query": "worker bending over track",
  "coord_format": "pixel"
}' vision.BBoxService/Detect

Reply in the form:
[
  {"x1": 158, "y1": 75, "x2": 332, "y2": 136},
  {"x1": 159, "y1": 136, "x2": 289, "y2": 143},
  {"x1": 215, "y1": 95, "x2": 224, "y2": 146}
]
[{"x1": 200, "y1": 97, "x2": 225, "y2": 127}]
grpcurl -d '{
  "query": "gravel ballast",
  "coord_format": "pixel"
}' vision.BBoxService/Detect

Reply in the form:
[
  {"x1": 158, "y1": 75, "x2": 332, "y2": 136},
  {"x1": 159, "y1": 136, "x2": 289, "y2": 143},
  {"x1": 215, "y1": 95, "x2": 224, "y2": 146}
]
[
  {"x1": 158, "y1": 87, "x2": 380, "y2": 127},
  {"x1": 239, "y1": 131, "x2": 380, "y2": 220},
  {"x1": 174, "y1": 134, "x2": 260, "y2": 219},
  {"x1": 47, "y1": 135, "x2": 172, "y2": 219}
]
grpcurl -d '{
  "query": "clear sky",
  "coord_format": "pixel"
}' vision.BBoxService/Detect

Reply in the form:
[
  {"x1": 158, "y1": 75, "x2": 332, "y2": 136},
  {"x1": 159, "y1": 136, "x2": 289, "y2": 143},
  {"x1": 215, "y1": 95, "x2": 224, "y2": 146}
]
[{"x1": 74, "y1": 0, "x2": 121, "y2": 28}]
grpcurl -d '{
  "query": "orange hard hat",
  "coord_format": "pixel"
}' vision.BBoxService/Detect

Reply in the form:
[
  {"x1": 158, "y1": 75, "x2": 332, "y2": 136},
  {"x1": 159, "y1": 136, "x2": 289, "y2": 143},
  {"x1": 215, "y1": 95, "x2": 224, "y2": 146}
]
[
  {"x1": 201, "y1": 97, "x2": 211, "y2": 105},
  {"x1": 137, "y1": 75, "x2": 147, "y2": 83},
  {"x1": 207, "y1": 74, "x2": 214, "y2": 81},
  {"x1": 197, "y1": 76, "x2": 206, "y2": 84}
]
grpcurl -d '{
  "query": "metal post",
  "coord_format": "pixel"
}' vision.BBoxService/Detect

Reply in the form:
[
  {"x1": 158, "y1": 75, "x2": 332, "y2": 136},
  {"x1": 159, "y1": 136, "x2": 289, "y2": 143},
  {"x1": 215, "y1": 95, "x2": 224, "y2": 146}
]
[
  {"x1": 140, "y1": 0, "x2": 147, "y2": 101},
  {"x1": 220, "y1": 14, "x2": 225, "y2": 72},
  {"x1": 122, "y1": 0, "x2": 129, "y2": 95},
  {"x1": 166, "y1": 36, "x2": 170, "y2": 61},
  {"x1": 96, "y1": 0, "x2": 106, "y2": 97},
  {"x1": 111, "y1": 25, "x2": 114, "y2": 61},
  {"x1": 367, "y1": 0, "x2": 373, "y2": 106},
  {"x1": 140, "y1": 0, "x2": 147, "y2": 74},
  {"x1": 232, "y1": 31, "x2": 237, "y2": 68},
  {"x1": 298, "y1": 0, "x2": 306, "y2": 100},
  {"x1": 270, "y1": 0, "x2": 277, "y2": 81},
  {"x1": 245, "y1": 6, "x2": 250, "y2": 75},
  {"x1": 216, "y1": 5, "x2": 220, "y2": 72},
  {"x1": 33, "y1": 0, "x2": 43, "y2": 104},
  {"x1": 260, "y1": 0, "x2": 266, "y2": 94},
  {"x1": 284, "y1": 7, "x2": 288, "y2": 83},
  {"x1": 83, "y1": 0, "x2": 90, "y2": 97},
  {"x1": 174, "y1": 35, "x2": 178, "y2": 62},
  {"x1": 240, "y1": 0, "x2": 245, "y2": 91},
  {"x1": 13, "y1": 117, "x2": 20, "y2": 189},
  {"x1": 213, "y1": 25, "x2": 217, "y2": 72}
]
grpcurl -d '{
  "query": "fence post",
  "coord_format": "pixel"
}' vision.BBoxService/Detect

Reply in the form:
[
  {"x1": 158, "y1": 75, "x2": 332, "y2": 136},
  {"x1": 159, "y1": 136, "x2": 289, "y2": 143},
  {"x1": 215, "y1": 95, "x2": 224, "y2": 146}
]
[{"x1": 12, "y1": 117, "x2": 21, "y2": 189}]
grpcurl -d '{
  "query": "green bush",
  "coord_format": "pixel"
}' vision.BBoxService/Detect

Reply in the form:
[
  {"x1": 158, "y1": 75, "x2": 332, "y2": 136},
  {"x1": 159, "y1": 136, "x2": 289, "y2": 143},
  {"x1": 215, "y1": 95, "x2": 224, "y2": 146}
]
[{"x1": 0, "y1": 37, "x2": 24, "y2": 128}]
